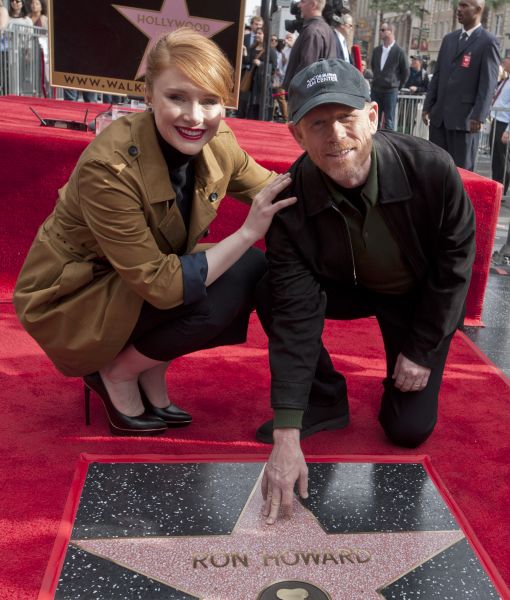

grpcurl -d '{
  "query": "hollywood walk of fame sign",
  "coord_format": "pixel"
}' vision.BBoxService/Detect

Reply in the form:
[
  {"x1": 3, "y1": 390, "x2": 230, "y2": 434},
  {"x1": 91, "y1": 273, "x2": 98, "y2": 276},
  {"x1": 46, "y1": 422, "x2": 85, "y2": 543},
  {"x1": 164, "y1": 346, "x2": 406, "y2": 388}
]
[
  {"x1": 41, "y1": 457, "x2": 506, "y2": 599},
  {"x1": 48, "y1": 0, "x2": 245, "y2": 104}
]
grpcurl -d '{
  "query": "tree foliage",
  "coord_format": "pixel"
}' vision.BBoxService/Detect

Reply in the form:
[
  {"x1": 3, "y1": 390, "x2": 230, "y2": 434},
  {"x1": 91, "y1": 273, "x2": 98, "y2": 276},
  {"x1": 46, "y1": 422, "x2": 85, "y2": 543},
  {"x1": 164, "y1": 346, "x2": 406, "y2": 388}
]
[{"x1": 368, "y1": 0, "x2": 428, "y2": 18}]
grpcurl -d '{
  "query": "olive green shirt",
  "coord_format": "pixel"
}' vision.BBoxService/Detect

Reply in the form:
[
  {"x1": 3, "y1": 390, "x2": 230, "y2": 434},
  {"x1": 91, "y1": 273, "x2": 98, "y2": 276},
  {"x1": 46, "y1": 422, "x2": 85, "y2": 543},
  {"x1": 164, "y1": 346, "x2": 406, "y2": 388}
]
[{"x1": 273, "y1": 149, "x2": 415, "y2": 430}]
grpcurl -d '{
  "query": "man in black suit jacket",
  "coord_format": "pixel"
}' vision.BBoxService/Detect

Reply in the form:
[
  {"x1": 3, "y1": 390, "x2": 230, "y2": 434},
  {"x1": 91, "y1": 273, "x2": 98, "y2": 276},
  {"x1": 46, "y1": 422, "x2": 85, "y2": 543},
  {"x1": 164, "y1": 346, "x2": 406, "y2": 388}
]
[
  {"x1": 332, "y1": 12, "x2": 353, "y2": 63},
  {"x1": 422, "y1": 0, "x2": 500, "y2": 171},
  {"x1": 244, "y1": 15, "x2": 264, "y2": 54},
  {"x1": 370, "y1": 22, "x2": 409, "y2": 130}
]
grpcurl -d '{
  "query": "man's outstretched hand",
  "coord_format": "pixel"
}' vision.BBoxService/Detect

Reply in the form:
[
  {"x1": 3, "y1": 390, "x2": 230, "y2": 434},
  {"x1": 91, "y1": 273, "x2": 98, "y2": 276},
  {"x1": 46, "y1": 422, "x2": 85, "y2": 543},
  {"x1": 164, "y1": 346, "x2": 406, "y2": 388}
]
[{"x1": 261, "y1": 428, "x2": 308, "y2": 525}]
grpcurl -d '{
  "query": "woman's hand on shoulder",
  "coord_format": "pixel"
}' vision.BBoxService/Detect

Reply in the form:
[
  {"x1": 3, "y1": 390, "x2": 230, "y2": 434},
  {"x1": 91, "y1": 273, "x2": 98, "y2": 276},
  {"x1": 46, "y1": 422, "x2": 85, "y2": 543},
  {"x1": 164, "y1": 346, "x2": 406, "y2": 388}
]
[{"x1": 240, "y1": 173, "x2": 296, "y2": 244}]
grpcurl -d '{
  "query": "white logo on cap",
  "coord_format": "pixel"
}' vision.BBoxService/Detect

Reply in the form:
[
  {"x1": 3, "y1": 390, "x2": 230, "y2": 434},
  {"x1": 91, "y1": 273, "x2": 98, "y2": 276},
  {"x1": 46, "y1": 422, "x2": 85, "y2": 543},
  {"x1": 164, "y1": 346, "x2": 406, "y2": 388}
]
[{"x1": 306, "y1": 73, "x2": 338, "y2": 88}]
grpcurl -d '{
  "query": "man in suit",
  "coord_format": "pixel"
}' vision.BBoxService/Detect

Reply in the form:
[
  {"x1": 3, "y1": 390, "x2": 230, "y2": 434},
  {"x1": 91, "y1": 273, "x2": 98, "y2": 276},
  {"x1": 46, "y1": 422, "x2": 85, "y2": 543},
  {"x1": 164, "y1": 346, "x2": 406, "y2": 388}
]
[
  {"x1": 244, "y1": 15, "x2": 264, "y2": 51},
  {"x1": 282, "y1": 0, "x2": 337, "y2": 91},
  {"x1": 237, "y1": 16, "x2": 265, "y2": 118},
  {"x1": 422, "y1": 0, "x2": 500, "y2": 171},
  {"x1": 370, "y1": 22, "x2": 409, "y2": 130},
  {"x1": 332, "y1": 12, "x2": 353, "y2": 63}
]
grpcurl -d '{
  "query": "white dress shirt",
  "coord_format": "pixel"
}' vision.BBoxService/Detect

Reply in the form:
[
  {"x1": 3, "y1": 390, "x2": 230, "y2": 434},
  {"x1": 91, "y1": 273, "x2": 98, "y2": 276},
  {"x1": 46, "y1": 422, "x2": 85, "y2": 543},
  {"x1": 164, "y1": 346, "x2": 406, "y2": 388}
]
[
  {"x1": 380, "y1": 41, "x2": 395, "y2": 71},
  {"x1": 335, "y1": 30, "x2": 349, "y2": 62}
]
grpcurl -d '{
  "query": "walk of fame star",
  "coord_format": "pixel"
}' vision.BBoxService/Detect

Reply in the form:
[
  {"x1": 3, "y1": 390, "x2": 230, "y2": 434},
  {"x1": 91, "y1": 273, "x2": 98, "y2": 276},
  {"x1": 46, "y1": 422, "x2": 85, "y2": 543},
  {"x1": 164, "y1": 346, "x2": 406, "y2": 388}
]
[
  {"x1": 50, "y1": 460, "x2": 503, "y2": 599},
  {"x1": 113, "y1": 0, "x2": 234, "y2": 79},
  {"x1": 73, "y1": 472, "x2": 465, "y2": 599}
]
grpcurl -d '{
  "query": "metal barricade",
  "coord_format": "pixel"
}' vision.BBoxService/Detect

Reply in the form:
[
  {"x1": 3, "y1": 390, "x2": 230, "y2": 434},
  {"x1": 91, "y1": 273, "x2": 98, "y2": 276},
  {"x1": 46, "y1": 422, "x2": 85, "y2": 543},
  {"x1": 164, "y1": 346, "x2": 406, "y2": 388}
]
[
  {"x1": 0, "y1": 23, "x2": 48, "y2": 97},
  {"x1": 393, "y1": 95, "x2": 509, "y2": 199},
  {"x1": 395, "y1": 93, "x2": 428, "y2": 139}
]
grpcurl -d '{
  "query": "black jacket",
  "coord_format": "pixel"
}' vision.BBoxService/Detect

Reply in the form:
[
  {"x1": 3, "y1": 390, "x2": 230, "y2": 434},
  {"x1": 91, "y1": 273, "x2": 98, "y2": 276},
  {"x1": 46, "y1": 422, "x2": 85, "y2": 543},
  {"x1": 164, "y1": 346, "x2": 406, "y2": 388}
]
[
  {"x1": 405, "y1": 67, "x2": 429, "y2": 93},
  {"x1": 282, "y1": 17, "x2": 337, "y2": 90},
  {"x1": 266, "y1": 132, "x2": 476, "y2": 410},
  {"x1": 370, "y1": 43, "x2": 409, "y2": 91}
]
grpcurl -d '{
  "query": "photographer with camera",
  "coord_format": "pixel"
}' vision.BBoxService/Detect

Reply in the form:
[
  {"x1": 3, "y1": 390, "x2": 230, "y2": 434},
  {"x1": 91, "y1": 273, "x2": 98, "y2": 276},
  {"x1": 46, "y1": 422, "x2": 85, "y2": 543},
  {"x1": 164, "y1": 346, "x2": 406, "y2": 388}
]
[{"x1": 282, "y1": 0, "x2": 336, "y2": 91}]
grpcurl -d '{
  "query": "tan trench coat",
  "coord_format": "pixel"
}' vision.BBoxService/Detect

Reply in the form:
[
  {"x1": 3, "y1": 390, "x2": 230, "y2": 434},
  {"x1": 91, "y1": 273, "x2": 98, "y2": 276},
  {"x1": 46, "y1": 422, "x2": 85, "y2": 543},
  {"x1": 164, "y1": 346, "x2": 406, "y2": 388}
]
[{"x1": 13, "y1": 112, "x2": 273, "y2": 376}]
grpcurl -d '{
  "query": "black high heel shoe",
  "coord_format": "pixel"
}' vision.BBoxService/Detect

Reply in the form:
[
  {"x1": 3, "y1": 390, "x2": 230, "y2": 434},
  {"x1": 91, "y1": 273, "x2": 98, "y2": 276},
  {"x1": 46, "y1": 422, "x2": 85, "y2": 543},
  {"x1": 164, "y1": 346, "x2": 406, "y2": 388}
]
[
  {"x1": 83, "y1": 372, "x2": 168, "y2": 436},
  {"x1": 138, "y1": 383, "x2": 192, "y2": 427}
]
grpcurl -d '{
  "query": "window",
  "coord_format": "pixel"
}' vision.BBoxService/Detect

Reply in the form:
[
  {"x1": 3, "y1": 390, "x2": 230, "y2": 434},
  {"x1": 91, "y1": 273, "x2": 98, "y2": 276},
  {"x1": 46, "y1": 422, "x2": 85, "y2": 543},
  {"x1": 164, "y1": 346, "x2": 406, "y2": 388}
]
[{"x1": 494, "y1": 14, "x2": 503, "y2": 36}]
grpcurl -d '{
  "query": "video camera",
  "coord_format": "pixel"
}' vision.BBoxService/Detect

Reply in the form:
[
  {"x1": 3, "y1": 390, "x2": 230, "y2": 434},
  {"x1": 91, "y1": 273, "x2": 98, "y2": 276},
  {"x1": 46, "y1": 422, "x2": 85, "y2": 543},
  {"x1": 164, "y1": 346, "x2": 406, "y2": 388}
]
[
  {"x1": 284, "y1": 1, "x2": 303, "y2": 34},
  {"x1": 284, "y1": 0, "x2": 350, "y2": 34},
  {"x1": 323, "y1": 0, "x2": 351, "y2": 26}
]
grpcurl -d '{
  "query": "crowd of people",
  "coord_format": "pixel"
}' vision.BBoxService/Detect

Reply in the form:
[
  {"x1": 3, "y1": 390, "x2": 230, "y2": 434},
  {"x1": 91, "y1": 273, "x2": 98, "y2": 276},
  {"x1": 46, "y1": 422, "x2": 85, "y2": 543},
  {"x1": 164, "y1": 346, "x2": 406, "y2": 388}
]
[
  {"x1": 0, "y1": 0, "x2": 48, "y2": 95},
  {"x1": 237, "y1": 0, "x2": 508, "y2": 263},
  {"x1": 0, "y1": 0, "x2": 47, "y2": 29},
  {"x1": 236, "y1": 5, "x2": 432, "y2": 127}
]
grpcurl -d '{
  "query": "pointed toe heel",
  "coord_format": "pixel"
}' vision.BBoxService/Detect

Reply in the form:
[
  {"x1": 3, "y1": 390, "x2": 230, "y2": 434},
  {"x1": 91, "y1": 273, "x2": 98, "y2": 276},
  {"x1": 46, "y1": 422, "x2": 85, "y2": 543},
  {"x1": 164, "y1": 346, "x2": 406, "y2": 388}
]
[
  {"x1": 138, "y1": 384, "x2": 192, "y2": 427},
  {"x1": 83, "y1": 372, "x2": 168, "y2": 436}
]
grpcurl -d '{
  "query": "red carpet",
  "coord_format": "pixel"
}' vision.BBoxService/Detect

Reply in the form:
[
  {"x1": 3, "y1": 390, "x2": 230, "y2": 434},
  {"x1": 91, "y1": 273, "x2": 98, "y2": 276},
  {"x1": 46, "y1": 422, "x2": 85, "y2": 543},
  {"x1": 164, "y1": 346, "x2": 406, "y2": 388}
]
[
  {"x1": 0, "y1": 95, "x2": 503, "y2": 323},
  {"x1": 1, "y1": 304, "x2": 510, "y2": 598},
  {"x1": 0, "y1": 96, "x2": 508, "y2": 597}
]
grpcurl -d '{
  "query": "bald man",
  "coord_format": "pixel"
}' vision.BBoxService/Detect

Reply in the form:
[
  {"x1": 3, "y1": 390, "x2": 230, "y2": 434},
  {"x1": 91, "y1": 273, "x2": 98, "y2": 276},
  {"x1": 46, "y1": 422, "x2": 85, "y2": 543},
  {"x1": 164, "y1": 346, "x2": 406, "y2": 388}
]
[{"x1": 422, "y1": 0, "x2": 500, "y2": 170}]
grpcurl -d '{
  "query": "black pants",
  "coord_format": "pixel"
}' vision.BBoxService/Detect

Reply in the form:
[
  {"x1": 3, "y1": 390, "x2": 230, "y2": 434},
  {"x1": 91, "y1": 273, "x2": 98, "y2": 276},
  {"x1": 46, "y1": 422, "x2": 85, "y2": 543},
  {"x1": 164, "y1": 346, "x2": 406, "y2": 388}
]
[
  {"x1": 126, "y1": 248, "x2": 266, "y2": 362},
  {"x1": 490, "y1": 119, "x2": 510, "y2": 194},
  {"x1": 429, "y1": 123, "x2": 479, "y2": 172},
  {"x1": 256, "y1": 274, "x2": 456, "y2": 448}
]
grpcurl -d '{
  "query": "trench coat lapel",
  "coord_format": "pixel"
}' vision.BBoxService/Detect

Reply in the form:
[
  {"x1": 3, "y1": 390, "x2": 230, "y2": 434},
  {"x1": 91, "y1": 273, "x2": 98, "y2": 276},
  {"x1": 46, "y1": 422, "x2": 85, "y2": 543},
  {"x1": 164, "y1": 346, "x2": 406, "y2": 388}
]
[
  {"x1": 186, "y1": 141, "x2": 226, "y2": 252},
  {"x1": 131, "y1": 112, "x2": 174, "y2": 205},
  {"x1": 129, "y1": 113, "x2": 188, "y2": 250},
  {"x1": 130, "y1": 114, "x2": 228, "y2": 253}
]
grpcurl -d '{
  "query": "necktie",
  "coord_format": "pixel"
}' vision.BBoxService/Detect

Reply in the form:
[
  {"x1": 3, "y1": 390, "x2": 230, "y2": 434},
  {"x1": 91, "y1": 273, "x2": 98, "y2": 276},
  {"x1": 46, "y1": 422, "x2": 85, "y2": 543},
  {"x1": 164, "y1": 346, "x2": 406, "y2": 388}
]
[{"x1": 458, "y1": 31, "x2": 468, "y2": 52}]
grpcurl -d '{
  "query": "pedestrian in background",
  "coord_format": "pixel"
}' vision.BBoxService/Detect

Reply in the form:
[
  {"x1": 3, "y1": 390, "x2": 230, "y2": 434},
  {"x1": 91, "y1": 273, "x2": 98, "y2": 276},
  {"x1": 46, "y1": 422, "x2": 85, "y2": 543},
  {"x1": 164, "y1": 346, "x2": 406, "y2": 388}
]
[
  {"x1": 422, "y1": 0, "x2": 499, "y2": 171},
  {"x1": 405, "y1": 56, "x2": 429, "y2": 94},
  {"x1": 332, "y1": 12, "x2": 353, "y2": 63},
  {"x1": 271, "y1": 35, "x2": 288, "y2": 122},
  {"x1": 370, "y1": 22, "x2": 409, "y2": 131},
  {"x1": 490, "y1": 57, "x2": 510, "y2": 195},
  {"x1": 245, "y1": 27, "x2": 277, "y2": 121},
  {"x1": 238, "y1": 15, "x2": 265, "y2": 119},
  {"x1": 282, "y1": 0, "x2": 336, "y2": 91}
]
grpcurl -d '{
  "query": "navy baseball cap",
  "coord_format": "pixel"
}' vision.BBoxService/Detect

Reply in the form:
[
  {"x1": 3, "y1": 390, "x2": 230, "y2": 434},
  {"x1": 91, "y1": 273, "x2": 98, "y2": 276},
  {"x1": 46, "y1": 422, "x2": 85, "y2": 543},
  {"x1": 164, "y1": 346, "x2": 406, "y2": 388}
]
[{"x1": 288, "y1": 58, "x2": 371, "y2": 124}]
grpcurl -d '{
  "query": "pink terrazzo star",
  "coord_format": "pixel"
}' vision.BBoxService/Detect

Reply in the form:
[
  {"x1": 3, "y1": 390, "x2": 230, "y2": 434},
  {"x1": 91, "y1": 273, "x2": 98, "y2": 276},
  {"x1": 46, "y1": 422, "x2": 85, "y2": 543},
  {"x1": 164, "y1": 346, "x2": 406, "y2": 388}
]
[
  {"x1": 113, "y1": 0, "x2": 234, "y2": 79},
  {"x1": 75, "y1": 475, "x2": 464, "y2": 600}
]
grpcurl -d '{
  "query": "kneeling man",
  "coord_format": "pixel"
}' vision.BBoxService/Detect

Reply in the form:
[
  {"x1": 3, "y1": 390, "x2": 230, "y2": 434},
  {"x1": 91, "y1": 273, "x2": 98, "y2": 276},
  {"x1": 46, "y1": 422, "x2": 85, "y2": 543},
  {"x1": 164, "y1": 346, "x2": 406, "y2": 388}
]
[{"x1": 256, "y1": 59, "x2": 475, "y2": 523}]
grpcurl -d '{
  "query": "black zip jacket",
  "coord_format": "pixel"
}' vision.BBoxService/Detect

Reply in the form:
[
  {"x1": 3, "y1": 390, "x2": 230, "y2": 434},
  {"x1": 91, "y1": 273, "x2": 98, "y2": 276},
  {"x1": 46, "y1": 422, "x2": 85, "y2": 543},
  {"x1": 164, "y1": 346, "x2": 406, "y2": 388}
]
[{"x1": 266, "y1": 131, "x2": 476, "y2": 411}]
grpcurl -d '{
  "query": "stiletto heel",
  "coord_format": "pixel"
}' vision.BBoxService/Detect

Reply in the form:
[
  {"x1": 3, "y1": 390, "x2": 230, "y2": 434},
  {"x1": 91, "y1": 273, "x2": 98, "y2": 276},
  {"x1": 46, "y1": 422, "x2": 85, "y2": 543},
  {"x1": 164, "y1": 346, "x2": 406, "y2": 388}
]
[
  {"x1": 83, "y1": 372, "x2": 168, "y2": 436},
  {"x1": 84, "y1": 385, "x2": 90, "y2": 426},
  {"x1": 138, "y1": 383, "x2": 192, "y2": 427}
]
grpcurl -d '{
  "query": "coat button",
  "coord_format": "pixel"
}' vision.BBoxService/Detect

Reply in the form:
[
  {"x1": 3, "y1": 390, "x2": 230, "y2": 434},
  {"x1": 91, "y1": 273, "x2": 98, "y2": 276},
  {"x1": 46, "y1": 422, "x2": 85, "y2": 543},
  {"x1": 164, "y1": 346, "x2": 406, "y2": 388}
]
[
  {"x1": 128, "y1": 145, "x2": 138, "y2": 156},
  {"x1": 208, "y1": 192, "x2": 218, "y2": 202}
]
